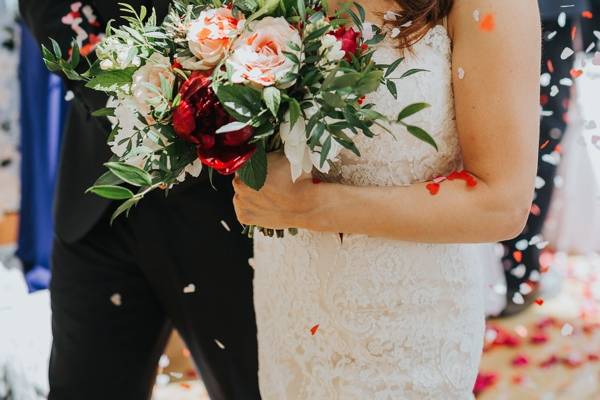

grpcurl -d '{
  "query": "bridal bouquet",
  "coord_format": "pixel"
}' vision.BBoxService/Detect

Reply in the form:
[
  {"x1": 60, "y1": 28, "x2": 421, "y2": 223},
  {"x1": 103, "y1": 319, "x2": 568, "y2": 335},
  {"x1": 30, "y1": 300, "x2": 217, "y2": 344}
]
[{"x1": 43, "y1": 0, "x2": 434, "y2": 230}]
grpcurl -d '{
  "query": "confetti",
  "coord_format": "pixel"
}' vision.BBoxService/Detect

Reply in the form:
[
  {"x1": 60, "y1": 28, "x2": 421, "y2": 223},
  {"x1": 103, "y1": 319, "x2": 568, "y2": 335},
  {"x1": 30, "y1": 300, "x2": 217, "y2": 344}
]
[
  {"x1": 426, "y1": 182, "x2": 440, "y2": 195},
  {"x1": 570, "y1": 68, "x2": 583, "y2": 79},
  {"x1": 539, "y1": 354, "x2": 559, "y2": 368},
  {"x1": 310, "y1": 324, "x2": 320, "y2": 335},
  {"x1": 530, "y1": 332, "x2": 548, "y2": 344},
  {"x1": 183, "y1": 283, "x2": 196, "y2": 294},
  {"x1": 582, "y1": 10, "x2": 594, "y2": 19},
  {"x1": 478, "y1": 13, "x2": 495, "y2": 32},
  {"x1": 158, "y1": 354, "x2": 170, "y2": 368},
  {"x1": 510, "y1": 264, "x2": 527, "y2": 279},
  {"x1": 156, "y1": 374, "x2": 170, "y2": 386},
  {"x1": 457, "y1": 67, "x2": 465, "y2": 80},
  {"x1": 550, "y1": 85, "x2": 559, "y2": 97},
  {"x1": 214, "y1": 339, "x2": 226, "y2": 349},
  {"x1": 511, "y1": 354, "x2": 529, "y2": 367},
  {"x1": 64, "y1": 91, "x2": 75, "y2": 101},
  {"x1": 390, "y1": 28, "x2": 401, "y2": 39},
  {"x1": 220, "y1": 220, "x2": 231, "y2": 232},
  {"x1": 383, "y1": 11, "x2": 399, "y2": 21},
  {"x1": 472, "y1": 9, "x2": 480, "y2": 22},
  {"x1": 558, "y1": 12, "x2": 567, "y2": 28},
  {"x1": 561, "y1": 323, "x2": 574, "y2": 336},
  {"x1": 473, "y1": 372, "x2": 498, "y2": 396},
  {"x1": 512, "y1": 292, "x2": 525, "y2": 305},
  {"x1": 560, "y1": 47, "x2": 574, "y2": 60},
  {"x1": 534, "y1": 297, "x2": 544, "y2": 306},
  {"x1": 110, "y1": 293, "x2": 122, "y2": 306}
]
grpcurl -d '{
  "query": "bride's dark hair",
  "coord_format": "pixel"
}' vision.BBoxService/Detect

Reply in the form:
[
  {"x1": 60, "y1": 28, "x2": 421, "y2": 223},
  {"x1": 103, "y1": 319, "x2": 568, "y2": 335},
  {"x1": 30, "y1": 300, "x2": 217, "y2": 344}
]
[{"x1": 389, "y1": 0, "x2": 454, "y2": 48}]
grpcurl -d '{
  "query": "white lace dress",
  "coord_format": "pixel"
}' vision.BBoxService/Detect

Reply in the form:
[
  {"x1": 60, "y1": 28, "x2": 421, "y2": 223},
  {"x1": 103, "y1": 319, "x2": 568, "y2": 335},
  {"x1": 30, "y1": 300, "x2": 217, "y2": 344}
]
[{"x1": 253, "y1": 25, "x2": 485, "y2": 399}]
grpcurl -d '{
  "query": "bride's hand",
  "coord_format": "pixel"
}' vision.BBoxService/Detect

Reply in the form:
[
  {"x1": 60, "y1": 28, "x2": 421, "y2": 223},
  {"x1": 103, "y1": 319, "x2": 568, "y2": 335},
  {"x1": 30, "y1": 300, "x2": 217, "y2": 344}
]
[{"x1": 233, "y1": 153, "x2": 313, "y2": 229}]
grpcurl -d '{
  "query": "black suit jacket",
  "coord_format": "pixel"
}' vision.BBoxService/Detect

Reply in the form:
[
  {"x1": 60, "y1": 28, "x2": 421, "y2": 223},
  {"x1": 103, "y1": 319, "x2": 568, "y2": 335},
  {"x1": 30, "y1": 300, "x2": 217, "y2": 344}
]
[
  {"x1": 539, "y1": 0, "x2": 588, "y2": 19},
  {"x1": 20, "y1": 0, "x2": 171, "y2": 243}
]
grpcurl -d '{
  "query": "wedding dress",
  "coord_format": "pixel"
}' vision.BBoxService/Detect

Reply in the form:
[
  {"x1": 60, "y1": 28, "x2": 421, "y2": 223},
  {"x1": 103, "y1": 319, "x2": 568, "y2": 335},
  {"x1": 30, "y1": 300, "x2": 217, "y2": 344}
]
[{"x1": 253, "y1": 24, "x2": 485, "y2": 399}]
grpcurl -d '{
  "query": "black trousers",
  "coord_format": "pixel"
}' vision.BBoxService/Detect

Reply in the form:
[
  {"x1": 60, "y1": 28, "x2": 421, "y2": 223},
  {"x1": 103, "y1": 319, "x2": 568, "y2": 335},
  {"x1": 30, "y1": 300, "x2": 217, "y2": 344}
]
[
  {"x1": 48, "y1": 174, "x2": 260, "y2": 400},
  {"x1": 500, "y1": 18, "x2": 575, "y2": 314}
]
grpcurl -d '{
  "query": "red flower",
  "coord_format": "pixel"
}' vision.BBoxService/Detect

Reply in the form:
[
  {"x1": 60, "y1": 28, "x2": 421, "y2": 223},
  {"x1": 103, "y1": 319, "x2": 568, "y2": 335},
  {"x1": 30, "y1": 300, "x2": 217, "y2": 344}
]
[
  {"x1": 172, "y1": 72, "x2": 256, "y2": 175},
  {"x1": 332, "y1": 26, "x2": 360, "y2": 59}
]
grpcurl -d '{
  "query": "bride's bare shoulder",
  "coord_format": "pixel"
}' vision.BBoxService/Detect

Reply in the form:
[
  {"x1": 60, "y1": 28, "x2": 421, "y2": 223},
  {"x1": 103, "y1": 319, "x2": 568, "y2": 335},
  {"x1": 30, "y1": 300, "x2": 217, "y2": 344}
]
[{"x1": 447, "y1": 0, "x2": 541, "y2": 41}]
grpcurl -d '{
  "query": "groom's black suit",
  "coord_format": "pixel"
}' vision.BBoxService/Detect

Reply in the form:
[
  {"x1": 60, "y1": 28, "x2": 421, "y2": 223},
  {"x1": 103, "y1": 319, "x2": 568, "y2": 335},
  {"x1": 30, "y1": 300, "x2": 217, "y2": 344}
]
[{"x1": 19, "y1": 1, "x2": 260, "y2": 399}]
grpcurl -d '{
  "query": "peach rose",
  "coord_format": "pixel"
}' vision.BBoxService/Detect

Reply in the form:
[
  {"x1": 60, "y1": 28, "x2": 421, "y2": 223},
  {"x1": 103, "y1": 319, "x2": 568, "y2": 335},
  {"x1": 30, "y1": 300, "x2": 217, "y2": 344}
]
[
  {"x1": 131, "y1": 53, "x2": 175, "y2": 119},
  {"x1": 185, "y1": 7, "x2": 241, "y2": 70},
  {"x1": 227, "y1": 17, "x2": 301, "y2": 88}
]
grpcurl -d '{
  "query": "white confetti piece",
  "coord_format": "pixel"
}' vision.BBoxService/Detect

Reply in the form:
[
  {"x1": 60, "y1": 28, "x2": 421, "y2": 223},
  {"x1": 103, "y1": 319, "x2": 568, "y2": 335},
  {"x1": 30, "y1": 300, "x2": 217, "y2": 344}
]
[
  {"x1": 472, "y1": 9, "x2": 480, "y2": 22},
  {"x1": 220, "y1": 220, "x2": 231, "y2": 232},
  {"x1": 529, "y1": 270, "x2": 541, "y2": 282},
  {"x1": 519, "y1": 282, "x2": 533, "y2": 295},
  {"x1": 559, "y1": 77, "x2": 573, "y2": 86},
  {"x1": 401, "y1": 21, "x2": 412, "y2": 28},
  {"x1": 169, "y1": 372, "x2": 183, "y2": 379},
  {"x1": 540, "y1": 73, "x2": 551, "y2": 87},
  {"x1": 561, "y1": 323, "x2": 574, "y2": 336},
  {"x1": 214, "y1": 339, "x2": 226, "y2": 349},
  {"x1": 557, "y1": 12, "x2": 566, "y2": 28},
  {"x1": 110, "y1": 293, "x2": 122, "y2": 306},
  {"x1": 560, "y1": 47, "x2": 574, "y2": 60},
  {"x1": 183, "y1": 283, "x2": 196, "y2": 294},
  {"x1": 541, "y1": 152, "x2": 560, "y2": 166},
  {"x1": 457, "y1": 67, "x2": 465, "y2": 80},
  {"x1": 586, "y1": 42, "x2": 596, "y2": 53},
  {"x1": 64, "y1": 91, "x2": 75, "y2": 101},
  {"x1": 515, "y1": 239, "x2": 529, "y2": 251},
  {"x1": 535, "y1": 176, "x2": 546, "y2": 189},
  {"x1": 547, "y1": 31, "x2": 558, "y2": 40},
  {"x1": 510, "y1": 264, "x2": 527, "y2": 279},
  {"x1": 383, "y1": 11, "x2": 398, "y2": 21},
  {"x1": 158, "y1": 354, "x2": 170, "y2": 368},
  {"x1": 156, "y1": 374, "x2": 170, "y2": 386},
  {"x1": 514, "y1": 325, "x2": 528, "y2": 338},
  {"x1": 550, "y1": 85, "x2": 559, "y2": 97},
  {"x1": 390, "y1": 28, "x2": 400, "y2": 38},
  {"x1": 512, "y1": 292, "x2": 525, "y2": 305}
]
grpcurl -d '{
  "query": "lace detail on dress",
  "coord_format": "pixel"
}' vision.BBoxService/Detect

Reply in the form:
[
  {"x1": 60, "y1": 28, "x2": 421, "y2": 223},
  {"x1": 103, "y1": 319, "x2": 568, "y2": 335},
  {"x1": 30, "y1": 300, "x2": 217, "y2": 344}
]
[{"x1": 253, "y1": 25, "x2": 485, "y2": 400}]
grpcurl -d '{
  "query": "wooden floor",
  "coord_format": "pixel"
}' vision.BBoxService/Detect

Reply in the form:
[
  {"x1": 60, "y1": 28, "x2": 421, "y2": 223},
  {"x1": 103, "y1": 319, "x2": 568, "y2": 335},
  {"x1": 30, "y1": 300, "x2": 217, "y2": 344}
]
[{"x1": 155, "y1": 253, "x2": 600, "y2": 400}]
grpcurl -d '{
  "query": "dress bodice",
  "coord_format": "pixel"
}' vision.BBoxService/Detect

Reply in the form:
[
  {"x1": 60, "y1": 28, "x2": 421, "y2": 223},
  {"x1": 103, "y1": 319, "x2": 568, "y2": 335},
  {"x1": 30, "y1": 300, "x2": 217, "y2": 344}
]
[{"x1": 340, "y1": 25, "x2": 461, "y2": 187}]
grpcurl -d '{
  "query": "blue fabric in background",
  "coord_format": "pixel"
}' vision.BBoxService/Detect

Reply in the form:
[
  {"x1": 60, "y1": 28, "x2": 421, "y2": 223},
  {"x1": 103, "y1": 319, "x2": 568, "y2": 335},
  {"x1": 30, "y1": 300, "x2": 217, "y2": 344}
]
[{"x1": 17, "y1": 24, "x2": 68, "y2": 291}]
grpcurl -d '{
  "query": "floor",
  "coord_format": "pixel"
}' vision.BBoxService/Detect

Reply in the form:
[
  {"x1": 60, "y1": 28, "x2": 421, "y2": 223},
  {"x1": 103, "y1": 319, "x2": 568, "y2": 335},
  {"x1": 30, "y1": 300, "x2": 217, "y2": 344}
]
[{"x1": 153, "y1": 253, "x2": 600, "y2": 400}]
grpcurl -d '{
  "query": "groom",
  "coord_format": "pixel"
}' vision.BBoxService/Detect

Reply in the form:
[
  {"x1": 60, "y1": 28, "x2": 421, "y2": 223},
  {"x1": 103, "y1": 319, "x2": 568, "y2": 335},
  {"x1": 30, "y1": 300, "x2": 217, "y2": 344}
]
[{"x1": 19, "y1": 1, "x2": 260, "y2": 399}]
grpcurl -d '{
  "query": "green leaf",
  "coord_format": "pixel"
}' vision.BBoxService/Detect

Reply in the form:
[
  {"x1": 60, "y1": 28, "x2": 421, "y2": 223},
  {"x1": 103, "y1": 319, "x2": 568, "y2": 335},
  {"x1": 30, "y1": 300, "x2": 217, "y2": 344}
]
[
  {"x1": 406, "y1": 125, "x2": 438, "y2": 150},
  {"x1": 400, "y1": 68, "x2": 429, "y2": 79},
  {"x1": 216, "y1": 85, "x2": 262, "y2": 122},
  {"x1": 70, "y1": 41, "x2": 80, "y2": 68},
  {"x1": 304, "y1": 25, "x2": 330, "y2": 42},
  {"x1": 297, "y1": 0, "x2": 306, "y2": 20},
  {"x1": 319, "y1": 135, "x2": 332, "y2": 167},
  {"x1": 283, "y1": 50, "x2": 300, "y2": 64},
  {"x1": 322, "y1": 92, "x2": 346, "y2": 108},
  {"x1": 105, "y1": 162, "x2": 153, "y2": 187},
  {"x1": 238, "y1": 142, "x2": 267, "y2": 191},
  {"x1": 87, "y1": 185, "x2": 134, "y2": 200},
  {"x1": 326, "y1": 72, "x2": 362, "y2": 90},
  {"x1": 85, "y1": 68, "x2": 138, "y2": 91},
  {"x1": 216, "y1": 120, "x2": 250, "y2": 133},
  {"x1": 386, "y1": 79, "x2": 397, "y2": 99},
  {"x1": 355, "y1": 70, "x2": 384, "y2": 95},
  {"x1": 385, "y1": 57, "x2": 405, "y2": 78},
  {"x1": 288, "y1": 98, "x2": 301, "y2": 128},
  {"x1": 94, "y1": 171, "x2": 124, "y2": 186},
  {"x1": 353, "y1": 2, "x2": 366, "y2": 22},
  {"x1": 50, "y1": 38, "x2": 62, "y2": 59},
  {"x1": 110, "y1": 197, "x2": 140, "y2": 224},
  {"x1": 397, "y1": 103, "x2": 430, "y2": 121},
  {"x1": 263, "y1": 87, "x2": 281, "y2": 117},
  {"x1": 91, "y1": 107, "x2": 116, "y2": 117}
]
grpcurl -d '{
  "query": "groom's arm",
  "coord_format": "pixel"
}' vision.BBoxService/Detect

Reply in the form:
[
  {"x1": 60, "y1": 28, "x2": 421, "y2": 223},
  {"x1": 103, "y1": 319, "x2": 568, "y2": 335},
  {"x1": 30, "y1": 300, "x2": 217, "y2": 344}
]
[{"x1": 19, "y1": 0, "x2": 109, "y2": 125}]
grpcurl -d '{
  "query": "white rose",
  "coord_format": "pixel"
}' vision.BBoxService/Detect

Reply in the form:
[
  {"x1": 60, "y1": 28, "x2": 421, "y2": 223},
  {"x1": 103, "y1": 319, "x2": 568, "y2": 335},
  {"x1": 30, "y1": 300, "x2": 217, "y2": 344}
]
[
  {"x1": 279, "y1": 111, "x2": 313, "y2": 181},
  {"x1": 227, "y1": 17, "x2": 301, "y2": 88},
  {"x1": 130, "y1": 53, "x2": 175, "y2": 118}
]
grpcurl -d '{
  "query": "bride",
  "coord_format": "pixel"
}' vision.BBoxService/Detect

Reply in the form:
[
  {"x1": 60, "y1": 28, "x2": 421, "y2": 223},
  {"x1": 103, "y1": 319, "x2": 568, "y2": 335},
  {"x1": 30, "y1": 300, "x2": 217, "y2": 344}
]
[{"x1": 233, "y1": 0, "x2": 540, "y2": 398}]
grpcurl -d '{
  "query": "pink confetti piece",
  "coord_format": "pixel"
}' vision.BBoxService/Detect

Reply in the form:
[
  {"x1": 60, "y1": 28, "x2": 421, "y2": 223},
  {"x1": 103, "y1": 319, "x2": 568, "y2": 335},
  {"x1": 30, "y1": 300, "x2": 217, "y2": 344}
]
[{"x1": 183, "y1": 283, "x2": 196, "y2": 294}]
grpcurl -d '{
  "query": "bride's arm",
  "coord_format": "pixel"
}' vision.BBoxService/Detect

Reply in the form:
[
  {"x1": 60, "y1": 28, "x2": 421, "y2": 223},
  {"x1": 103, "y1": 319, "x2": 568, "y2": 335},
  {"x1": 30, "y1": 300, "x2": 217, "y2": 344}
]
[{"x1": 233, "y1": 0, "x2": 541, "y2": 243}]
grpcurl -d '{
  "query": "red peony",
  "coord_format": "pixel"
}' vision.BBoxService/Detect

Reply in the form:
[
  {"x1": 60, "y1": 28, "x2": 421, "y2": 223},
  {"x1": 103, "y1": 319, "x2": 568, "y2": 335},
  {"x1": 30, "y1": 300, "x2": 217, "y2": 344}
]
[
  {"x1": 172, "y1": 72, "x2": 256, "y2": 175},
  {"x1": 332, "y1": 26, "x2": 360, "y2": 59}
]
